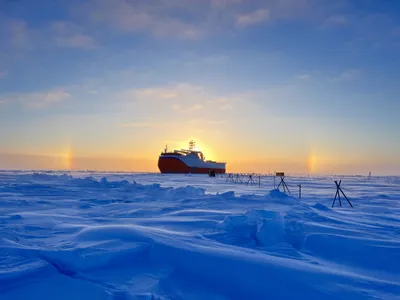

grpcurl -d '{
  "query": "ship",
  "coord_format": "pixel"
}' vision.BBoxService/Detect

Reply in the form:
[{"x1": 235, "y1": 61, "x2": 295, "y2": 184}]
[{"x1": 158, "y1": 140, "x2": 226, "y2": 174}]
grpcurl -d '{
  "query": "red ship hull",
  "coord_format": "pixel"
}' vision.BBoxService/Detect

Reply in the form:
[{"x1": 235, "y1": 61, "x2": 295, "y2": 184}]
[{"x1": 158, "y1": 157, "x2": 226, "y2": 174}]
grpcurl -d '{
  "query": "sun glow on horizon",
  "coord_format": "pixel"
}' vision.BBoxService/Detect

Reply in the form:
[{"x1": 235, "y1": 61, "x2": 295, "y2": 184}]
[
  {"x1": 308, "y1": 153, "x2": 317, "y2": 174},
  {"x1": 175, "y1": 138, "x2": 218, "y2": 161},
  {"x1": 62, "y1": 146, "x2": 73, "y2": 170}
]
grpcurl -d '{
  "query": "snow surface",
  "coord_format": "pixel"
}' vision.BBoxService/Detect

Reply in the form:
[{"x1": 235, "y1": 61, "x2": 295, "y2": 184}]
[{"x1": 1, "y1": 171, "x2": 399, "y2": 300}]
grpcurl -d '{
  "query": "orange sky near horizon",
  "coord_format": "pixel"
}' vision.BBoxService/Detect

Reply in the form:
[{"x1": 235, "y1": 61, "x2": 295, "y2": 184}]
[{"x1": 1, "y1": 135, "x2": 398, "y2": 175}]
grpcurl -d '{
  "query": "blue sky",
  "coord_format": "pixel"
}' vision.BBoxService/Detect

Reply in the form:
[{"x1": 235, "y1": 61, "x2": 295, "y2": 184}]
[{"x1": 0, "y1": 0, "x2": 399, "y2": 174}]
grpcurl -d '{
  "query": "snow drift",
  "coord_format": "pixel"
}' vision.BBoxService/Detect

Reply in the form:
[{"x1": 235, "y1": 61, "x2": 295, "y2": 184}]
[{"x1": 1, "y1": 172, "x2": 399, "y2": 300}]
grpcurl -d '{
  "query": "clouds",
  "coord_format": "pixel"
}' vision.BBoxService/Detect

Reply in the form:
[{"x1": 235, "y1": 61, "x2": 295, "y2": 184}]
[
  {"x1": 322, "y1": 15, "x2": 348, "y2": 28},
  {"x1": 3, "y1": 0, "x2": 398, "y2": 51},
  {"x1": 1, "y1": 0, "x2": 399, "y2": 175},
  {"x1": 119, "y1": 118, "x2": 228, "y2": 130},
  {"x1": 0, "y1": 18, "x2": 36, "y2": 54},
  {"x1": 120, "y1": 121, "x2": 153, "y2": 128},
  {"x1": 296, "y1": 74, "x2": 312, "y2": 81},
  {"x1": 0, "y1": 18, "x2": 96, "y2": 57},
  {"x1": 71, "y1": 0, "x2": 323, "y2": 39},
  {"x1": 0, "y1": 8, "x2": 100, "y2": 59},
  {"x1": 51, "y1": 21, "x2": 96, "y2": 49},
  {"x1": 114, "y1": 83, "x2": 250, "y2": 133},
  {"x1": 0, "y1": 89, "x2": 71, "y2": 109},
  {"x1": 172, "y1": 103, "x2": 204, "y2": 113},
  {"x1": 119, "y1": 84, "x2": 237, "y2": 114},
  {"x1": 210, "y1": 0, "x2": 243, "y2": 8},
  {"x1": 236, "y1": 9, "x2": 270, "y2": 27},
  {"x1": 7, "y1": 19, "x2": 34, "y2": 50},
  {"x1": 331, "y1": 69, "x2": 361, "y2": 82},
  {"x1": 75, "y1": 0, "x2": 204, "y2": 39}
]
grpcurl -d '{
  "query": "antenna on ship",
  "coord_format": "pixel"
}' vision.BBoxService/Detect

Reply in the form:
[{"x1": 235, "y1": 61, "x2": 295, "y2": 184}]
[{"x1": 189, "y1": 140, "x2": 195, "y2": 151}]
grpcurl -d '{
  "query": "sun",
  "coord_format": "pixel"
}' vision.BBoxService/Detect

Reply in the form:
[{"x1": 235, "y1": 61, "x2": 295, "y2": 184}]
[{"x1": 179, "y1": 138, "x2": 215, "y2": 160}]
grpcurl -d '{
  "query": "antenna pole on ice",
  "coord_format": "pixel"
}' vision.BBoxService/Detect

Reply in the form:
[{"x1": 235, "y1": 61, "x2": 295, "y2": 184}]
[
  {"x1": 332, "y1": 180, "x2": 353, "y2": 208},
  {"x1": 276, "y1": 172, "x2": 290, "y2": 194},
  {"x1": 298, "y1": 184, "x2": 302, "y2": 199}
]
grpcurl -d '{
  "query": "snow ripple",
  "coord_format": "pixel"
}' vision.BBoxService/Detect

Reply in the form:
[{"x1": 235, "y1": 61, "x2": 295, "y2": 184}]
[{"x1": 1, "y1": 172, "x2": 399, "y2": 300}]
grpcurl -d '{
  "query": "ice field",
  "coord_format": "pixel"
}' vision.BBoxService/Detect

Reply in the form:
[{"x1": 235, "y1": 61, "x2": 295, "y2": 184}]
[{"x1": 1, "y1": 171, "x2": 399, "y2": 299}]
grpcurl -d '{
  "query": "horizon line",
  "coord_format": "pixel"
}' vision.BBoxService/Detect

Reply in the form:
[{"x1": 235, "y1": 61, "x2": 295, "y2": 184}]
[{"x1": 0, "y1": 169, "x2": 398, "y2": 177}]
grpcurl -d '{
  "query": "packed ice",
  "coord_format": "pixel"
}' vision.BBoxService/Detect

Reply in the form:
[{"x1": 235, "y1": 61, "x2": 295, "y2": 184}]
[{"x1": 1, "y1": 171, "x2": 399, "y2": 299}]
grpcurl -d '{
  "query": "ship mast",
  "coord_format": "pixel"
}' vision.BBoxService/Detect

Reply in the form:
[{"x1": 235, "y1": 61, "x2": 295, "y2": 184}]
[{"x1": 188, "y1": 140, "x2": 195, "y2": 151}]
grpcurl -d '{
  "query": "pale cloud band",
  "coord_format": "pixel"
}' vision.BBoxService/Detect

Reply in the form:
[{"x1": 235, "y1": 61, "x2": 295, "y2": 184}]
[
  {"x1": 1, "y1": 0, "x2": 399, "y2": 52},
  {"x1": 0, "y1": 90, "x2": 71, "y2": 109}
]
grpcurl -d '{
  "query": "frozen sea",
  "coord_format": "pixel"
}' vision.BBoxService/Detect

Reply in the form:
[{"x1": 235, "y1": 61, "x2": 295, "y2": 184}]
[{"x1": 1, "y1": 171, "x2": 399, "y2": 300}]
